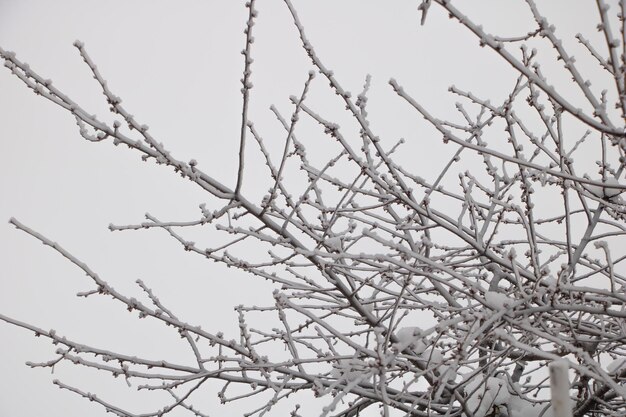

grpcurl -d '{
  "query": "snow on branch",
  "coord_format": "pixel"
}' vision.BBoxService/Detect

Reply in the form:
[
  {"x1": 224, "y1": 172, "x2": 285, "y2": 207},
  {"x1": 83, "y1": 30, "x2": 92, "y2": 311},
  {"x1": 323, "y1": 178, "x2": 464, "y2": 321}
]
[{"x1": 2, "y1": 1, "x2": 626, "y2": 416}]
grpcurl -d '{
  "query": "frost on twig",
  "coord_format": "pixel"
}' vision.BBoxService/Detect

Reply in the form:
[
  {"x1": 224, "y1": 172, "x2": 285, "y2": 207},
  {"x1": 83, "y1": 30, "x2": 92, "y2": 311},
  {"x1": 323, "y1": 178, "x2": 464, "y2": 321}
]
[{"x1": 2, "y1": 1, "x2": 626, "y2": 416}]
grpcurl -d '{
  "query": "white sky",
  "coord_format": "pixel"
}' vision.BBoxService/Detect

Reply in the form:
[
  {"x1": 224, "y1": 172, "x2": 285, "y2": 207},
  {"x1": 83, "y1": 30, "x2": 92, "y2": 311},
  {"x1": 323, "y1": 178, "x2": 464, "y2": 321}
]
[{"x1": 0, "y1": 1, "x2": 611, "y2": 416}]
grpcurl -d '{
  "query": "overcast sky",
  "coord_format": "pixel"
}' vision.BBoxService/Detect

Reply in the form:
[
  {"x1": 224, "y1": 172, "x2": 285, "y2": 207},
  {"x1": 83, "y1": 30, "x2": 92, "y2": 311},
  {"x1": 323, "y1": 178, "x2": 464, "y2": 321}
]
[{"x1": 0, "y1": 1, "x2": 608, "y2": 416}]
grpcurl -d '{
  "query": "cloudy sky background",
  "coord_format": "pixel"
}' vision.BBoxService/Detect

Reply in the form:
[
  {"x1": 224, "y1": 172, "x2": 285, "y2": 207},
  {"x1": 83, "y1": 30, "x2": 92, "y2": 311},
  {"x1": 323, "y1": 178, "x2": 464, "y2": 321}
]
[{"x1": 0, "y1": 1, "x2": 607, "y2": 415}]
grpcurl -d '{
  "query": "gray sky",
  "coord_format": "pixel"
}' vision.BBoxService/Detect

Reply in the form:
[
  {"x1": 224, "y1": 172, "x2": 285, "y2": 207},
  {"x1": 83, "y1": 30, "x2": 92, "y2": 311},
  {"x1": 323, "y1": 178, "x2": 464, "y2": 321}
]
[{"x1": 0, "y1": 1, "x2": 608, "y2": 416}]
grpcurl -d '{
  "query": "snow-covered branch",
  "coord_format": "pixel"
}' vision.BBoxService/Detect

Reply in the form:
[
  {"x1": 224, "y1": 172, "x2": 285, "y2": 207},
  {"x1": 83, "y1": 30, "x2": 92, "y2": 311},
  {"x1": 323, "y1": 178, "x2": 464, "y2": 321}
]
[{"x1": 2, "y1": 1, "x2": 626, "y2": 416}]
